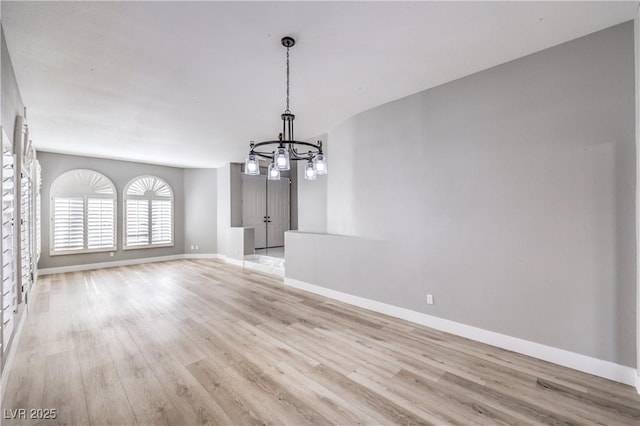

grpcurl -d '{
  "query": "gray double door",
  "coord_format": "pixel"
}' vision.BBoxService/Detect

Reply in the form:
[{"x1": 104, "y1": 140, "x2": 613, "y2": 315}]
[{"x1": 242, "y1": 175, "x2": 290, "y2": 249}]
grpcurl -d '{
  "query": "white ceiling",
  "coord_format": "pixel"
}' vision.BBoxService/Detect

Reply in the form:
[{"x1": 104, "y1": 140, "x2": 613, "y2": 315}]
[{"x1": 2, "y1": 1, "x2": 638, "y2": 168}]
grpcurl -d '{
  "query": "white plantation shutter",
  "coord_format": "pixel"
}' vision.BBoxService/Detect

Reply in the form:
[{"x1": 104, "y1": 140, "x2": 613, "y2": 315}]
[
  {"x1": 125, "y1": 199, "x2": 149, "y2": 246},
  {"x1": 50, "y1": 170, "x2": 116, "y2": 254},
  {"x1": 124, "y1": 176, "x2": 173, "y2": 248},
  {"x1": 2, "y1": 132, "x2": 17, "y2": 353},
  {"x1": 53, "y1": 197, "x2": 84, "y2": 251},
  {"x1": 151, "y1": 200, "x2": 172, "y2": 244},
  {"x1": 35, "y1": 161, "x2": 41, "y2": 261},
  {"x1": 87, "y1": 198, "x2": 115, "y2": 249}
]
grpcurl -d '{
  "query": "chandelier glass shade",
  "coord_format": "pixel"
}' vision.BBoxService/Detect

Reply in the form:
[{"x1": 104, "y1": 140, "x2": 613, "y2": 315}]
[{"x1": 245, "y1": 36, "x2": 327, "y2": 181}]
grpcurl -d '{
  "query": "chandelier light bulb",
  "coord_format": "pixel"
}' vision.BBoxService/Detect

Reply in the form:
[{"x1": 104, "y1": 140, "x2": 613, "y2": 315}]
[
  {"x1": 244, "y1": 153, "x2": 260, "y2": 176},
  {"x1": 304, "y1": 160, "x2": 317, "y2": 180},
  {"x1": 275, "y1": 147, "x2": 290, "y2": 171},
  {"x1": 313, "y1": 153, "x2": 327, "y2": 175},
  {"x1": 267, "y1": 162, "x2": 281, "y2": 180}
]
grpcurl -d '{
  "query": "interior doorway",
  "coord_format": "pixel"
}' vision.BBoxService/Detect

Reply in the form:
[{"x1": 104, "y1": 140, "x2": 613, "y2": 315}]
[{"x1": 241, "y1": 174, "x2": 290, "y2": 258}]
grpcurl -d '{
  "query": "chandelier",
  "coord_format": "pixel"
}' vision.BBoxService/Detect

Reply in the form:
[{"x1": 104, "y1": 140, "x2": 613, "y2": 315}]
[{"x1": 244, "y1": 36, "x2": 327, "y2": 181}]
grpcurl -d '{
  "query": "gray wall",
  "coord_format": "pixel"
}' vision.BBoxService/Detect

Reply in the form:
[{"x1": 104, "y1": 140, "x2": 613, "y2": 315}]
[
  {"x1": 635, "y1": 10, "x2": 640, "y2": 378},
  {"x1": 288, "y1": 22, "x2": 636, "y2": 367},
  {"x1": 38, "y1": 152, "x2": 185, "y2": 269},
  {"x1": 290, "y1": 163, "x2": 299, "y2": 231},
  {"x1": 296, "y1": 133, "x2": 328, "y2": 233},
  {"x1": 216, "y1": 163, "x2": 232, "y2": 256},
  {"x1": 184, "y1": 168, "x2": 217, "y2": 254},
  {"x1": 1, "y1": 26, "x2": 24, "y2": 149},
  {"x1": 230, "y1": 163, "x2": 242, "y2": 227}
]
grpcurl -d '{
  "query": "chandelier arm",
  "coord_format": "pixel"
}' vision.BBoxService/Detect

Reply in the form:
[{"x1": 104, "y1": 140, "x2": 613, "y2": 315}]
[
  {"x1": 253, "y1": 152, "x2": 275, "y2": 160},
  {"x1": 252, "y1": 140, "x2": 319, "y2": 150},
  {"x1": 251, "y1": 140, "x2": 321, "y2": 161}
]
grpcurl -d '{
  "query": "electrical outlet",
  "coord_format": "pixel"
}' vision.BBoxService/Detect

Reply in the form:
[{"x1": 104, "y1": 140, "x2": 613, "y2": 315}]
[
  {"x1": 110, "y1": 252, "x2": 114, "y2": 257},
  {"x1": 195, "y1": 245, "x2": 199, "y2": 250},
  {"x1": 427, "y1": 294, "x2": 434, "y2": 305},
  {"x1": 190, "y1": 245, "x2": 194, "y2": 250}
]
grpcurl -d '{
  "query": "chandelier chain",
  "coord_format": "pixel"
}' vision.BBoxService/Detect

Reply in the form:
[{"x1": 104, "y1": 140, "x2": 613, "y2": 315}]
[{"x1": 285, "y1": 46, "x2": 290, "y2": 113}]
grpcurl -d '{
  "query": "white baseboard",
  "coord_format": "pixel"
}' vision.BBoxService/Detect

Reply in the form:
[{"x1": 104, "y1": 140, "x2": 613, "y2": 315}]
[
  {"x1": 38, "y1": 254, "x2": 186, "y2": 275},
  {"x1": 284, "y1": 277, "x2": 638, "y2": 388},
  {"x1": 183, "y1": 253, "x2": 223, "y2": 260}
]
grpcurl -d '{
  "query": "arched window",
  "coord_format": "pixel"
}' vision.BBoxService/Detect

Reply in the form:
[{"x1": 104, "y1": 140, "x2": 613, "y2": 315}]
[
  {"x1": 50, "y1": 169, "x2": 116, "y2": 254},
  {"x1": 124, "y1": 175, "x2": 173, "y2": 249}
]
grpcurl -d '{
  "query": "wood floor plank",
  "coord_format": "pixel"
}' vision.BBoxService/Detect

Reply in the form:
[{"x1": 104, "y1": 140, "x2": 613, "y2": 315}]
[
  {"x1": 42, "y1": 350, "x2": 90, "y2": 426},
  {"x1": 2, "y1": 259, "x2": 639, "y2": 426}
]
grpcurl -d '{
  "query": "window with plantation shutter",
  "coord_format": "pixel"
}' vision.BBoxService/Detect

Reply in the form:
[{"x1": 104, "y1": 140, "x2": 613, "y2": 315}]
[
  {"x1": 124, "y1": 176, "x2": 173, "y2": 249},
  {"x1": 53, "y1": 197, "x2": 84, "y2": 251},
  {"x1": 50, "y1": 170, "x2": 116, "y2": 255},
  {"x1": 87, "y1": 198, "x2": 115, "y2": 249},
  {"x1": 151, "y1": 200, "x2": 172, "y2": 244},
  {"x1": 125, "y1": 199, "x2": 149, "y2": 246}
]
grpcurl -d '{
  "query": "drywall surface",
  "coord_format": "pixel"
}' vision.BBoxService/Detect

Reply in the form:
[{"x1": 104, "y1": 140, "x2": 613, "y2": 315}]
[
  {"x1": 38, "y1": 152, "x2": 185, "y2": 268},
  {"x1": 1, "y1": 27, "x2": 23, "y2": 148},
  {"x1": 184, "y1": 168, "x2": 217, "y2": 254},
  {"x1": 290, "y1": 22, "x2": 636, "y2": 367},
  {"x1": 216, "y1": 163, "x2": 231, "y2": 256},
  {"x1": 230, "y1": 163, "x2": 242, "y2": 227},
  {"x1": 635, "y1": 10, "x2": 640, "y2": 380},
  {"x1": 296, "y1": 134, "x2": 328, "y2": 233}
]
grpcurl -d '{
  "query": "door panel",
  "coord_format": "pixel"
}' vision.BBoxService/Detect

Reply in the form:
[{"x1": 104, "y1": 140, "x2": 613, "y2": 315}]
[
  {"x1": 242, "y1": 175, "x2": 267, "y2": 249},
  {"x1": 266, "y1": 179, "x2": 290, "y2": 247}
]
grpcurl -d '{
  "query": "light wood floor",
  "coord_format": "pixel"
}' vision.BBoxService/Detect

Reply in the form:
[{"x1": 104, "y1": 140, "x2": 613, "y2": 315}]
[{"x1": 2, "y1": 259, "x2": 639, "y2": 425}]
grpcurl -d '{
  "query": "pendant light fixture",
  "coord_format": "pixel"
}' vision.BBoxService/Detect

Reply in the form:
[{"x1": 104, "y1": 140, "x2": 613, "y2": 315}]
[{"x1": 245, "y1": 36, "x2": 327, "y2": 181}]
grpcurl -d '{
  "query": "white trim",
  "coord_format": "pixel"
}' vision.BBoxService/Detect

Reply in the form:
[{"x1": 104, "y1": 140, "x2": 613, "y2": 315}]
[
  {"x1": 183, "y1": 253, "x2": 223, "y2": 259},
  {"x1": 284, "y1": 277, "x2": 637, "y2": 387},
  {"x1": 636, "y1": 371, "x2": 640, "y2": 394},
  {"x1": 38, "y1": 254, "x2": 185, "y2": 275},
  {"x1": 122, "y1": 242, "x2": 174, "y2": 251},
  {"x1": 50, "y1": 246, "x2": 116, "y2": 257}
]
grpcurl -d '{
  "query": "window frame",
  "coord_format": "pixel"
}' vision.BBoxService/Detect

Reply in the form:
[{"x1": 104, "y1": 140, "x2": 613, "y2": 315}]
[
  {"x1": 123, "y1": 175, "x2": 174, "y2": 250},
  {"x1": 49, "y1": 169, "x2": 117, "y2": 256}
]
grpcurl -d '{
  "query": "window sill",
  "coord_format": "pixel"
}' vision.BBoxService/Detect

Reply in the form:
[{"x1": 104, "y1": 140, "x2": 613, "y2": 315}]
[
  {"x1": 50, "y1": 247, "x2": 116, "y2": 256},
  {"x1": 123, "y1": 243, "x2": 174, "y2": 251}
]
